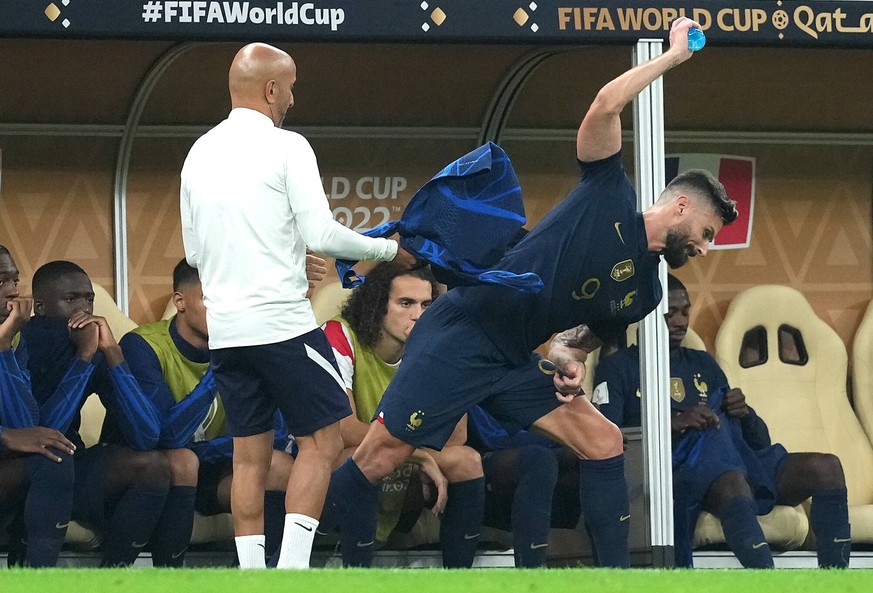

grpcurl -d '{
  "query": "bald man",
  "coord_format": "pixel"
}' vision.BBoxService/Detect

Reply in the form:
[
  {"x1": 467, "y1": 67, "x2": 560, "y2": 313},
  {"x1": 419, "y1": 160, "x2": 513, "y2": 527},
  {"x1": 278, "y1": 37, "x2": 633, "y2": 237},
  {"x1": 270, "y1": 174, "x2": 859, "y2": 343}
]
[{"x1": 180, "y1": 42, "x2": 416, "y2": 569}]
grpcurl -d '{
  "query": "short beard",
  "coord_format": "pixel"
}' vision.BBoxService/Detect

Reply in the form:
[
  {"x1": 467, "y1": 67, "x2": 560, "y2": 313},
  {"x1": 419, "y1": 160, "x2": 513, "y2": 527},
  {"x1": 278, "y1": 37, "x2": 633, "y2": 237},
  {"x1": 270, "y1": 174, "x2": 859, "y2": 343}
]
[{"x1": 663, "y1": 228, "x2": 691, "y2": 269}]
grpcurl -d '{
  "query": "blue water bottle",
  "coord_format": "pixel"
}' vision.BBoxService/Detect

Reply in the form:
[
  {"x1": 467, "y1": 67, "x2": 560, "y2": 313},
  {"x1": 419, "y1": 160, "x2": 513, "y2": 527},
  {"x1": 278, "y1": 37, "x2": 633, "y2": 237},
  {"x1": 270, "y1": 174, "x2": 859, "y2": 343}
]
[{"x1": 687, "y1": 27, "x2": 706, "y2": 51}]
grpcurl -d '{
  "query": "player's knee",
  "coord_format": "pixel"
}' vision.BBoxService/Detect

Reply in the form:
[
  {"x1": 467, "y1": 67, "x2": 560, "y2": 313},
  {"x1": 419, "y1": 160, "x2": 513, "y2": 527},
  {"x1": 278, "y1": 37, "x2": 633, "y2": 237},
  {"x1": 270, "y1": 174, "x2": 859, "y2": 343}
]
[
  {"x1": 127, "y1": 450, "x2": 172, "y2": 488},
  {"x1": 268, "y1": 450, "x2": 294, "y2": 484},
  {"x1": 586, "y1": 419, "x2": 624, "y2": 460},
  {"x1": 808, "y1": 453, "x2": 846, "y2": 491},
  {"x1": 443, "y1": 446, "x2": 483, "y2": 483},
  {"x1": 297, "y1": 424, "x2": 344, "y2": 465},
  {"x1": 164, "y1": 448, "x2": 200, "y2": 486},
  {"x1": 705, "y1": 471, "x2": 752, "y2": 513}
]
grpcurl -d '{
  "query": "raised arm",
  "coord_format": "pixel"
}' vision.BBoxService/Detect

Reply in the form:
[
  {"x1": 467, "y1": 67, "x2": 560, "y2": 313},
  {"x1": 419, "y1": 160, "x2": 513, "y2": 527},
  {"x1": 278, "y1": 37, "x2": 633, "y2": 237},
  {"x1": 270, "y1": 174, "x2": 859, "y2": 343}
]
[{"x1": 576, "y1": 16, "x2": 698, "y2": 163}]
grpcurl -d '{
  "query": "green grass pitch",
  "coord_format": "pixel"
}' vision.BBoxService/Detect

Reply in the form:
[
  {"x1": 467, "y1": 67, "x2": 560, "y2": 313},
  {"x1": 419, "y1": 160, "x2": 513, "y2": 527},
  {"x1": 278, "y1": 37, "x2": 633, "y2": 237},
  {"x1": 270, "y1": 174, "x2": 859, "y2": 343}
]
[{"x1": 3, "y1": 568, "x2": 872, "y2": 593}]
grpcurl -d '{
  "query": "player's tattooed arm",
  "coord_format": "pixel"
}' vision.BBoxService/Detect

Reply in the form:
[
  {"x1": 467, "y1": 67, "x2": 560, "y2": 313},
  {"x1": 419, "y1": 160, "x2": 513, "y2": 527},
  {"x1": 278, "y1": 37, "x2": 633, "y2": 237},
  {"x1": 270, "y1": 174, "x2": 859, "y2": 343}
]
[{"x1": 550, "y1": 324, "x2": 603, "y2": 359}]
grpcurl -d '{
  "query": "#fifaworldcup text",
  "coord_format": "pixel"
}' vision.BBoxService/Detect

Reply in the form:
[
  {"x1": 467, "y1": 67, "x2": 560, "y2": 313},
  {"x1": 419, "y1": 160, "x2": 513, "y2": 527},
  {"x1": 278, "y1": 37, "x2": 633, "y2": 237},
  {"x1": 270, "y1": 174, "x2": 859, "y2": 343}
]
[{"x1": 141, "y1": 1, "x2": 345, "y2": 31}]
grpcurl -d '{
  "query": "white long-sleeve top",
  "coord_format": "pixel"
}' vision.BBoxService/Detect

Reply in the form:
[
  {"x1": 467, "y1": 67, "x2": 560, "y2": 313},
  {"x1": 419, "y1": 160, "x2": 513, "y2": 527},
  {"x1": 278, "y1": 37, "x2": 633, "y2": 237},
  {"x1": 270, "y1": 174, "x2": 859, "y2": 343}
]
[{"x1": 180, "y1": 108, "x2": 397, "y2": 349}]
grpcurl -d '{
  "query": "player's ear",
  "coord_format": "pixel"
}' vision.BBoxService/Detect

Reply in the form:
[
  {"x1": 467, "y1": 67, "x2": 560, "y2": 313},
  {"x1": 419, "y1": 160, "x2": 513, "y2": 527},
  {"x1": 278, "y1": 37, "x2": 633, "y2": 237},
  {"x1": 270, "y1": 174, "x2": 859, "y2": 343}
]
[
  {"x1": 34, "y1": 299, "x2": 45, "y2": 316},
  {"x1": 172, "y1": 291, "x2": 185, "y2": 314},
  {"x1": 675, "y1": 194, "x2": 689, "y2": 215}
]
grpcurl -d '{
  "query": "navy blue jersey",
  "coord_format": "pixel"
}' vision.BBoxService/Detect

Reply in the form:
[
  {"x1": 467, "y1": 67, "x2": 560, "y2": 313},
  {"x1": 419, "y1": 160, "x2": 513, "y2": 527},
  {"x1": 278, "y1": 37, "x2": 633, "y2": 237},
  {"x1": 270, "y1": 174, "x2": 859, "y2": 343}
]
[
  {"x1": 21, "y1": 316, "x2": 160, "y2": 450},
  {"x1": 595, "y1": 345, "x2": 770, "y2": 449},
  {"x1": 447, "y1": 152, "x2": 661, "y2": 364}
]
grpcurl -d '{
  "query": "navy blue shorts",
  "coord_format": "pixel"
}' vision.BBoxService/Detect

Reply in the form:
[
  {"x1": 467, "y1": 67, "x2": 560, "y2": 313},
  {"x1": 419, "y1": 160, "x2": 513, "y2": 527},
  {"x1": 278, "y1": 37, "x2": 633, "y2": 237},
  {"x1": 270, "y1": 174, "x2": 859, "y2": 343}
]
[
  {"x1": 211, "y1": 328, "x2": 352, "y2": 438},
  {"x1": 377, "y1": 298, "x2": 560, "y2": 450},
  {"x1": 194, "y1": 458, "x2": 232, "y2": 516},
  {"x1": 72, "y1": 443, "x2": 118, "y2": 528}
]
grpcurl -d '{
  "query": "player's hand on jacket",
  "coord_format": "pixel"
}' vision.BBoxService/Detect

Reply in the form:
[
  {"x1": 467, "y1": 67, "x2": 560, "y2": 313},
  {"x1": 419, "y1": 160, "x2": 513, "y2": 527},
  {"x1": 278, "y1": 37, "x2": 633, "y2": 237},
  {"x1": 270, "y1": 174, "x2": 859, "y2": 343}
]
[
  {"x1": 671, "y1": 403, "x2": 719, "y2": 433},
  {"x1": 721, "y1": 387, "x2": 750, "y2": 418},
  {"x1": 391, "y1": 244, "x2": 420, "y2": 271}
]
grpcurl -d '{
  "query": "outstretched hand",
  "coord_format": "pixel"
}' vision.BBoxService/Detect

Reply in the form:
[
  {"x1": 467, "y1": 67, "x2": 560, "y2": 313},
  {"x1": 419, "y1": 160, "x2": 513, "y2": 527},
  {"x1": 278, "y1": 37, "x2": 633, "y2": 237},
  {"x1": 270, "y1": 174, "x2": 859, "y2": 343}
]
[{"x1": 667, "y1": 16, "x2": 700, "y2": 64}]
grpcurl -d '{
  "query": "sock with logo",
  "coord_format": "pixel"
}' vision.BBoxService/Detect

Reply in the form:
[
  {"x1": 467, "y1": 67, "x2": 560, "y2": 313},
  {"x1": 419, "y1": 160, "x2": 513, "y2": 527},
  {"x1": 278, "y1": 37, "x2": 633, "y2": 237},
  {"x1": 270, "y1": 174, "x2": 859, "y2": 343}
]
[
  {"x1": 324, "y1": 458, "x2": 380, "y2": 567},
  {"x1": 100, "y1": 484, "x2": 169, "y2": 567},
  {"x1": 810, "y1": 487, "x2": 850, "y2": 568},
  {"x1": 264, "y1": 490, "x2": 287, "y2": 561},
  {"x1": 276, "y1": 513, "x2": 318, "y2": 569},
  {"x1": 510, "y1": 449, "x2": 558, "y2": 568},
  {"x1": 235, "y1": 534, "x2": 267, "y2": 569},
  {"x1": 23, "y1": 455, "x2": 75, "y2": 567},
  {"x1": 150, "y1": 485, "x2": 196, "y2": 567},
  {"x1": 578, "y1": 454, "x2": 630, "y2": 568},
  {"x1": 440, "y1": 477, "x2": 485, "y2": 568},
  {"x1": 718, "y1": 495, "x2": 773, "y2": 568}
]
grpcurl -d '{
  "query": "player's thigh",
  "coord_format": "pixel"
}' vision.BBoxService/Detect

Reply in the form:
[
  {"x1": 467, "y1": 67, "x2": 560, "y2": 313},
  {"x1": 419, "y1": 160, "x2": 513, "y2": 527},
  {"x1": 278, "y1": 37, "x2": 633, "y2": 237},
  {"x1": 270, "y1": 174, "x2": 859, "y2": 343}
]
[
  {"x1": 530, "y1": 396, "x2": 622, "y2": 460},
  {"x1": 481, "y1": 356, "x2": 561, "y2": 434},
  {"x1": 377, "y1": 313, "x2": 507, "y2": 451}
]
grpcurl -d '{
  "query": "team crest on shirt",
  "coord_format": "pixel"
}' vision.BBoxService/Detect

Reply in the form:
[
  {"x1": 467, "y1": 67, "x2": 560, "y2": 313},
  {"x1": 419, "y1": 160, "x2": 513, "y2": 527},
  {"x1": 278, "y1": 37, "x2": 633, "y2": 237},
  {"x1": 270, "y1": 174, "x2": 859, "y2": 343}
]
[
  {"x1": 610, "y1": 260, "x2": 635, "y2": 282},
  {"x1": 693, "y1": 373, "x2": 709, "y2": 401},
  {"x1": 670, "y1": 378, "x2": 686, "y2": 403},
  {"x1": 406, "y1": 410, "x2": 424, "y2": 431}
]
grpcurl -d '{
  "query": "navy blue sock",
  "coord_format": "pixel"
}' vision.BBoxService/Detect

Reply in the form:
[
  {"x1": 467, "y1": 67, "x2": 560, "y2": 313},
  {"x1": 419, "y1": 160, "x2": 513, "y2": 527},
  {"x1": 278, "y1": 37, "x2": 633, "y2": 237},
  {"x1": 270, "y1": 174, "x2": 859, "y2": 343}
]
[
  {"x1": 24, "y1": 455, "x2": 75, "y2": 568},
  {"x1": 325, "y1": 458, "x2": 380, "y2": 567},
  {"x1": 718, "y1": 496, "x2": 773, "y2": 568},
  {"x1": 264, "y1": 490, "x2": 286, "y2": 561},
  {"x1": 511, "y1": 449, "x2": 557, "y2": 568},
  {"x1": 578, "y1": 454, "x2": 630, "y2": 567},
  {"x1": 150, "y1": 485, "x2": 196, "y2": 567},
  {"x1": 810, "y1": 487, "x2": 850, "y2": 568},
  {"x1": 101, "y1": 484, "x2": 169, "y2": 567},
  {"x1": 440, "y1": 477, "x2": 485, "y2": 568}
]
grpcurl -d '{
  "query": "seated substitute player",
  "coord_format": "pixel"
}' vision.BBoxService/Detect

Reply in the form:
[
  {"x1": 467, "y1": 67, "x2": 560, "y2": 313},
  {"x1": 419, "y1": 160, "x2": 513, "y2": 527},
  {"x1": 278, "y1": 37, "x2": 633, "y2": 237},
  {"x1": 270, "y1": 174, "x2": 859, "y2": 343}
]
[
  {"x1": 466, "y1": 406, "x2": 581, "y2": 568},
  {"x1": 322, "y1": 16, "x2": 737, "y2": 569},
  {"x1": 593, "y1": 274, "x2": 850, "y2": 568},
  {"x1": 0, "y1": 245, "x2": 77, "y2": 567},
  {"x1": 119, "y1": 259, "x2": 300, "y2": 566},
  {"x1": 23, "y1": 260, "x2": 172, "y2": 567},
  {"x1": 322, "y1": 262, "x2": 484, "y2": 568}
]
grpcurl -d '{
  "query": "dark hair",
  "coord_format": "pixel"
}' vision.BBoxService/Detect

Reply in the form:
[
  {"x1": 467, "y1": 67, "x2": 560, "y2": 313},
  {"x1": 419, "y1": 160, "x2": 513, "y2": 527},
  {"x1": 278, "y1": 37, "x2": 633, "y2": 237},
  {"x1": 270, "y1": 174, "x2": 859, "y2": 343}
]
[
  {"x1": 0, "y1": 245, "x2": 10, "y2": 257},
  {"x1": 173, "y1": 258, "x2": 200, "y2": 291},
  {"x1": 341, "y1": 262, "x2": 438, "y2": 349},
  {"x1": 665, "y1": 169, "x2": 738, "y2": 226},
  {"x1": 667, "y1": 273, "x2": 687, "y2": 294},
  {"x1": 32, "y1": 260, "x2": 88, "y2": 298}
]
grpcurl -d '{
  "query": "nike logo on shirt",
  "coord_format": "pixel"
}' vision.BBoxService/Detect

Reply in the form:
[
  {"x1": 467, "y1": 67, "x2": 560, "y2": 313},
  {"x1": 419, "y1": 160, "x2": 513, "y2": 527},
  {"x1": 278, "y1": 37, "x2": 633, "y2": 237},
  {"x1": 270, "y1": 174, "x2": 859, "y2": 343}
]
[{"x1": 614, "y1": 222, "x2": 625, "y2": 244}]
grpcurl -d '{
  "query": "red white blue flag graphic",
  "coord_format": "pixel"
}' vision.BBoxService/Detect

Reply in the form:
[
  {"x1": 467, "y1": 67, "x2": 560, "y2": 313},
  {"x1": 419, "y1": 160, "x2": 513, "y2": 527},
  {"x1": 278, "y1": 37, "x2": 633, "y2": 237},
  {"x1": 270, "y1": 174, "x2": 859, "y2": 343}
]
[{"x1": 665, "y1": 154, "x2": 755, "y2": 250}]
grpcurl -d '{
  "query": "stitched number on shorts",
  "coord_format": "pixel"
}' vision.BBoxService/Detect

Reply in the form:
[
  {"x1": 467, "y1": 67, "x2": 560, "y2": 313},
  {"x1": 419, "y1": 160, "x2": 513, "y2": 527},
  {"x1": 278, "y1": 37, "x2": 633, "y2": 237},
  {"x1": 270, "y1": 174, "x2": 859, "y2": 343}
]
[{"x1": 332, "y1": 207, "x2": 391, "y2": 231}]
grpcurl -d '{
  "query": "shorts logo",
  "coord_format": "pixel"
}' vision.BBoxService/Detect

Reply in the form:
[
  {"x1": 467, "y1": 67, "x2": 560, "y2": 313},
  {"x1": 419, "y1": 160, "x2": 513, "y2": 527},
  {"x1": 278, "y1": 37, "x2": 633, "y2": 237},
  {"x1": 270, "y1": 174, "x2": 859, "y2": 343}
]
[
  {"x1": 610, "y1": 259, "x2": 635, "y2": 282},
  {"x1": 406, "y1": 410, "x2": 424, "y2": 431},
  {"x1": 572, "y1": 277, "x2": 600, "y2": 301}
]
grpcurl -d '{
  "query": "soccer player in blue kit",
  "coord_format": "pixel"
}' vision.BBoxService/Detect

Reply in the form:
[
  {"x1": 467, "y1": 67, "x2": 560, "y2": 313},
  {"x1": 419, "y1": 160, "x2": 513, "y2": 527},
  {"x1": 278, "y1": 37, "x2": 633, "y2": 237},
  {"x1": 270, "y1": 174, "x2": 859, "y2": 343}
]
[{"x1": 323, "y1": 16, "x2": 738, "y2": 567}]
